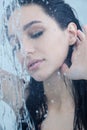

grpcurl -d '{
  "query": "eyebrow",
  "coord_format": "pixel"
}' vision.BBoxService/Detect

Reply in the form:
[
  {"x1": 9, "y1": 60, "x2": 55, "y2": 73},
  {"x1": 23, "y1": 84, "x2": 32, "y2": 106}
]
[
  {"x1": 23, "y1": 20, "x2": 42, "y2": 31},
  {"x1": 8, "y1": 21, "x2": 42, "y2": 40}
]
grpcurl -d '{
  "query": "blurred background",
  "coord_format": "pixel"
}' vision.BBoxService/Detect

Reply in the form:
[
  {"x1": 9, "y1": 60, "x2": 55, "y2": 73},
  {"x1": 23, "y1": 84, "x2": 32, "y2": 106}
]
[
  {"x1": 0, "y1": 0, "x2": 87, "y2": 75},
  {"x1": 66, "y1": 0, "x2": 87, "y2": 25}
]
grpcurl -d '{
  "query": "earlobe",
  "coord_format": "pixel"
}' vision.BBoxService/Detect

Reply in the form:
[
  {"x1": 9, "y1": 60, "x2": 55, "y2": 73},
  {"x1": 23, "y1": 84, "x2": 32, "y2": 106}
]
[{"x1": 67, "y1": 22, "x2": 77, "y2": 45}]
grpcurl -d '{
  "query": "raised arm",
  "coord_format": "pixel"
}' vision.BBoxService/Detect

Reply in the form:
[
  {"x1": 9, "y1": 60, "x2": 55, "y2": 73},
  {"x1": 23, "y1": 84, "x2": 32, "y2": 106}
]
[{"x1": 61, "y1": 25, "x2": 87, "y2": 80}]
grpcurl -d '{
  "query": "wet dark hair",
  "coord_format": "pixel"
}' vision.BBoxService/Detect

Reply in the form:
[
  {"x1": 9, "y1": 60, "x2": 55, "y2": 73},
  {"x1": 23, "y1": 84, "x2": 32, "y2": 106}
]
[{"x1": 7, "y1": 0, "x2": 87, "y2": 130}]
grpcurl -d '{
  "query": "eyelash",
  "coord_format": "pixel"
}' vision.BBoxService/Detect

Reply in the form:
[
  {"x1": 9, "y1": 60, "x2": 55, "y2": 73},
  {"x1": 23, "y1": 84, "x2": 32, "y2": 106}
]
[{"x1": 29, "y1": 31, "x2": 44, "y2": 39}]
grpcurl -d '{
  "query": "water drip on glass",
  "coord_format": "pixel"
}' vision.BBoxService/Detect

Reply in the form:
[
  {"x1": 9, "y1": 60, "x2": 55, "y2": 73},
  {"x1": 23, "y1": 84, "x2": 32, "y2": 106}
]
[{"x1": 0, "y1": 0, "x2": 35, "y2": 130}]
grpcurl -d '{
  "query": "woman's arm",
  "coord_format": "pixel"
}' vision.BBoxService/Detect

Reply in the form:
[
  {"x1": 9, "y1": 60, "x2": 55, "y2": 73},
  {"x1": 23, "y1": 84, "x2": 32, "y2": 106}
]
[{"x1": 61, "y1": 25, "x2": 87, "y2": 80}]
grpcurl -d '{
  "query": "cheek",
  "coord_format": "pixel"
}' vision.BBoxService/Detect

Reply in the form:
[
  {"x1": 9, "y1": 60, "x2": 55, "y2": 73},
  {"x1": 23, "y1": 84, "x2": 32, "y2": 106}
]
[
  {"x1": 50, "y1": 42, "x2": 69, "y2": 67},
  {"x1": 58, "y1": 46, "x2": 69, "y2": 64}
]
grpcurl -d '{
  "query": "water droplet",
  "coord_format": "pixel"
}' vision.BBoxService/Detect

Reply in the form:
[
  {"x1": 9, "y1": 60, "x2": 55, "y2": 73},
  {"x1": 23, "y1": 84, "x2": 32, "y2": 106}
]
[
  {"x1": 47, "y1": 83, "x2": 50, "y2": 86},
  {"x1": 36, "y1": 110, "x2": 39, "y2": 114},
  {"x1": 46, "y1": 1, "x2": 49, "y2": 5},
  {"x1": 0, "y1": 1, "x2": 33, "y2": 129},
  {"x1": 51, "y1": 99, "x2": 54, "y2": 103},
  {"x1": 54, "y1": 9, "x2": 57, "y2": 12},
  {"x1": 42, "y1": 0, "x2": 45, "y2": 2},
  {"x1": 44, "y1": 114, "x2": 48, "y2": 118},
  {"x1": 57, "y1": 71, "x2": 60, "y2": 76},
  {"x1": 64, "y1": 72, "x2": 66, "y2": 76}
]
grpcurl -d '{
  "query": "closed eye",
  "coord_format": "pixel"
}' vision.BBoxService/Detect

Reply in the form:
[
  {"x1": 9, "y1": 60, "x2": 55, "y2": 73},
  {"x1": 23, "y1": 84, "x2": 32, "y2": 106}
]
[{"x1": 29, "y1": 31, "x2": 44, "y2": 39}]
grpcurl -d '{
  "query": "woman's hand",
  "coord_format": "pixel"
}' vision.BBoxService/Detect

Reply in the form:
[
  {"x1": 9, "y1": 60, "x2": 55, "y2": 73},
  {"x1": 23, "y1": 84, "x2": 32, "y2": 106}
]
[
  {"x1": 61, "y1": 25, "x2": 87, "y2": 80},
  {"x1": 0, "y1": 69, "x2": 24, "y2": 114}
]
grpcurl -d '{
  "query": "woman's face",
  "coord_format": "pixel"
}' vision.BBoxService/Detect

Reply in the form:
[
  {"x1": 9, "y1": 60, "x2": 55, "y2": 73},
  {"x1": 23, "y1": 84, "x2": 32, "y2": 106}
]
[{"x1": 8, "y1": 4, "x2": 70, "y2": 81}]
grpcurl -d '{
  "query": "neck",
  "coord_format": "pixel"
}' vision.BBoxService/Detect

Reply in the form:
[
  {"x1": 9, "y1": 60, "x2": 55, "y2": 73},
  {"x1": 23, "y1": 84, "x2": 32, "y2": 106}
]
[{"x1": 43, "y1": 71, "x2": 74, "y2": 111}]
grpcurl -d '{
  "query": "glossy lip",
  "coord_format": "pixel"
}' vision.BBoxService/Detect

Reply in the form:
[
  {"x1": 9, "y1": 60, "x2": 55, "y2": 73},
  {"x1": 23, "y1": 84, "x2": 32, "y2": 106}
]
[{"x1": 28, "y1": 59, "x2": 45, "y2": 71}]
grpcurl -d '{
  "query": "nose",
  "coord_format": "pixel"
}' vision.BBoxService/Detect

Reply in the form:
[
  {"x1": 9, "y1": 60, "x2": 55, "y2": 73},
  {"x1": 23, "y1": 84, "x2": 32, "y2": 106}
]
[
  {"x1": 21, "y1": 39, "x2": 35, "y2": 56},
  {"x1": 23, "y1": 45, "x2": 35, "y2": 54}
]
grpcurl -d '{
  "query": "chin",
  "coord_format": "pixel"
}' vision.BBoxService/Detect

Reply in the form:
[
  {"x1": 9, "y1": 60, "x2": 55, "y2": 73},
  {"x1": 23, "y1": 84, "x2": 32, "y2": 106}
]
[
  {"x1": 32, "y1": 75, "x2": 48, "y2": 82},
  {"x1": 33, "y1": 77, "x2": 44, "y2": 82}
]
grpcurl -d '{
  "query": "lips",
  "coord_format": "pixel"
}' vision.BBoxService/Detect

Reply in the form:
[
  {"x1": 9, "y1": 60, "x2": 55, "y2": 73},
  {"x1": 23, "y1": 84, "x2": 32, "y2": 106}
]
[{"x1": 28, "y1": 59, "x2": 45, "y2": 71}]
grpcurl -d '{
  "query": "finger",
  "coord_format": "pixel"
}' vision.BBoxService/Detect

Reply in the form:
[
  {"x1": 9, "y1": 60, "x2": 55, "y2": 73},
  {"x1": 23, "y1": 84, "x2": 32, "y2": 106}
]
[
  {"x1": 83, "y1": 25, "x2": 87, "y2": 36},
  {"x1": 72, "y1": 38, "x2": 81, "y2": 54},
  {"x1": 77, "y1": 30, "x2": 85, "y2": 41},
  {"x1": 75, "y1": 37, "x2": 81, "y2": 48}
]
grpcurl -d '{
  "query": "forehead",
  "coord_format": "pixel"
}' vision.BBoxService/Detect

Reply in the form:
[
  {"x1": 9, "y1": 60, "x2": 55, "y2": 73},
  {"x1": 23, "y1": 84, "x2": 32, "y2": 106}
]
[{"x1": 8, "y1": 5, "x2": 50, "y2": 32}]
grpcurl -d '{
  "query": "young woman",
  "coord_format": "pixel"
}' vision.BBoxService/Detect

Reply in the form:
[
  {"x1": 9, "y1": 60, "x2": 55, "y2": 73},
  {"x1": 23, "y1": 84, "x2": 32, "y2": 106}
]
[{"x1": 7, "y1": 0, "x2": 87, "y2": 130}]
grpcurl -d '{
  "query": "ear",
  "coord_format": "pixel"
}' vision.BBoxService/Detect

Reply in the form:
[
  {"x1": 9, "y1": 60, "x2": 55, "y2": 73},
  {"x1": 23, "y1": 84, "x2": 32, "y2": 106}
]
[{"x1": 67, "y1": 22, "x2": 77, "y2": 45}]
